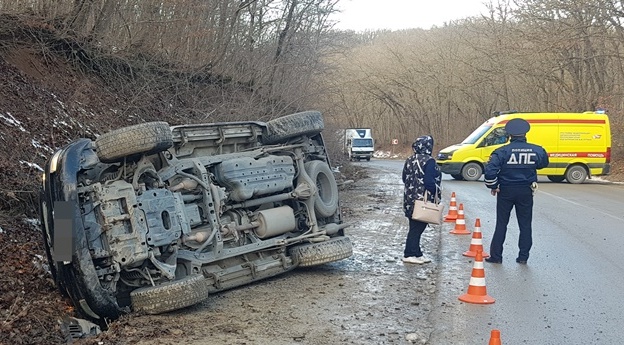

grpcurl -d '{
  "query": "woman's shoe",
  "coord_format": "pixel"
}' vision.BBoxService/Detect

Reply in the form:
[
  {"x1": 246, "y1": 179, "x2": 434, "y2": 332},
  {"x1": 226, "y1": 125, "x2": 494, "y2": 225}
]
[
  {"x1": 402, "y1": 256, "x2": 422, "y2": 264},
  {"x1": 416, "y1": 256, "x2": 432, "y2": 263}
]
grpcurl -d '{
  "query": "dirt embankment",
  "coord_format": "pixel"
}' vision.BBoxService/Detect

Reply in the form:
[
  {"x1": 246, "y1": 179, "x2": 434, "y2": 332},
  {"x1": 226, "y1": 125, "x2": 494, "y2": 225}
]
[{"x1": 0, "y1": 15, "x2": 274, "y2": 344}]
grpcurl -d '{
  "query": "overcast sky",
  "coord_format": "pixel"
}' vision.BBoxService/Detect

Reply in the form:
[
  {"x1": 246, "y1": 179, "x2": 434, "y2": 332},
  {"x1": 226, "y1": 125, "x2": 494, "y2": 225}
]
[{"x1": 332, "y1": 0, "x2": 490, "y2": 31}]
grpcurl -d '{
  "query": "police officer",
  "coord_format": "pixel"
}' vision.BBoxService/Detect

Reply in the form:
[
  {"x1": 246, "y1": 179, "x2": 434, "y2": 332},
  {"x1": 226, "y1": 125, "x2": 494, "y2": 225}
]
[{"x1": 483, "y1": 118, "x2": 549, "y2": 264}]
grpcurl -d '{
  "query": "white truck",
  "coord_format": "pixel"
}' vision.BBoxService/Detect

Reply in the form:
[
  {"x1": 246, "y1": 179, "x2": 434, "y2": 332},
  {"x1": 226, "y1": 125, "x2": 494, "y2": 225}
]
[{"x1": 344, "y1": 128, "x2": 374, "y2": 161}]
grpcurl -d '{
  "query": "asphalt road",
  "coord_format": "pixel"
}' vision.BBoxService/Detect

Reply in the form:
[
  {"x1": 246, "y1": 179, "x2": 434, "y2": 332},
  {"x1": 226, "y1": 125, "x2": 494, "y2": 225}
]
[{"x1": 365, "y1": 159, "x2": 624, "y2": 344}]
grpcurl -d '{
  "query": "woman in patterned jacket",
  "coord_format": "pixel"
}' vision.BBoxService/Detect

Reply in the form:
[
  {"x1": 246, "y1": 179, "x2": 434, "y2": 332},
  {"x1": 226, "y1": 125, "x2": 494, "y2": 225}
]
[{"x1": 401, "y1": 135, "x2": 442, "y2": 264}]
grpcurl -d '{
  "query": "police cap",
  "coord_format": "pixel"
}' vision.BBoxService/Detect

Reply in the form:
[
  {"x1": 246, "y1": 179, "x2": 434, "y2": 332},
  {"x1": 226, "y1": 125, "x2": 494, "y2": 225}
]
[{"x1": 505, "y1": 118, "x2": 530, "y2": 136}]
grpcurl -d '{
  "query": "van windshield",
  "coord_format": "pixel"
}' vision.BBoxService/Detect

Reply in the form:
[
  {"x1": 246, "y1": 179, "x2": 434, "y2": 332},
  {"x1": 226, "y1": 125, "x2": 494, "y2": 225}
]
[
  {"x1": 461, "y1": 124, "x2": 492, "y2": 144},
  {"x1": 352, "y1": 138, "x2": 373, "y2": 147}
]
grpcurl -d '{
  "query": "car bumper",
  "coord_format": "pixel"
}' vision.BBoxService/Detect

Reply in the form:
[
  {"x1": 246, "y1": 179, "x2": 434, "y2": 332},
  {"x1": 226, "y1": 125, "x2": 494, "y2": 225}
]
[
  {"x1": 352, "y1": 153, "x2": 372, "y2": 158},
  {"x1": 40, "y1": 139, "x2": 126, "y2": 319},
  {"x1": 438, "y1": 162, "x2": 463, "y2": 175}
]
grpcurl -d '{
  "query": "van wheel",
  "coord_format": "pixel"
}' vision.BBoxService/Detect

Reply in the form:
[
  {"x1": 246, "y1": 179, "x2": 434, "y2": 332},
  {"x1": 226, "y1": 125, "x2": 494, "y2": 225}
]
[
  {"x1": 461, "y1": 162, "x2": 482, "y2": 181},
  {"x1": 547, "y1": 175, "x2": 565, "y2": 183},
  {"x1": 451, "y1": 174, "x2": 464, "y2": 180},
  {"x1": 565, "y1": 165, "x2": 587, "y2": 184}
]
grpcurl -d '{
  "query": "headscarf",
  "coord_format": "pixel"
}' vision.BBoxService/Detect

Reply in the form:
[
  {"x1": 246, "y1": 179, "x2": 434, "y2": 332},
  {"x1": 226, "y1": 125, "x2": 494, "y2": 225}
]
[{"x1": 412, "y1": 135, "x2": 434, "y2": 156}]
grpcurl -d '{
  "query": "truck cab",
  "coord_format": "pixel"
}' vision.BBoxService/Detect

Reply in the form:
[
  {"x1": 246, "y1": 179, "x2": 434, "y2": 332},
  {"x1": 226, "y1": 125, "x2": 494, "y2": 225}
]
[{"x1": 344, "y1": 128, "x2": 374, "y2": 161}]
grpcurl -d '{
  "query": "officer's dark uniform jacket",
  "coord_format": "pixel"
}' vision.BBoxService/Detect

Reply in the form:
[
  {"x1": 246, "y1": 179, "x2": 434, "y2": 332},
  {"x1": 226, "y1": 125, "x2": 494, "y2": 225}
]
[{"x1": 484, "y1": 136, "x2": 549, "y2": 188}]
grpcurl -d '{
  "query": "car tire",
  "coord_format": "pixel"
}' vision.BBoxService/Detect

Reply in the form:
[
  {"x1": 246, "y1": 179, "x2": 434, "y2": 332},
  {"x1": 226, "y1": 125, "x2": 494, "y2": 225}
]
[
  {"x1": 304, "y1": 160, "x2": 339, "y2": 218},
  {"x1": 461, "y1": 162, "x2": 482, "y2": 181},
  {"x1": 547, "y1": 175, "x2": 565, "y2": 183},
  {"x1": 130, "y1": 274, "x2": 209, "y2": 315},
  {"x1": 263, "y1": 111, "x2": 324, "y2": 144},
  {"x1": 95, "y1": 122, "x2": 173, "y2": 163},
  {"x1": 290, "y1": 236, "x2": 353, "y2": 267},
  {"x1": 565, "y1": 165, "x2": 587, "y2": 184}
]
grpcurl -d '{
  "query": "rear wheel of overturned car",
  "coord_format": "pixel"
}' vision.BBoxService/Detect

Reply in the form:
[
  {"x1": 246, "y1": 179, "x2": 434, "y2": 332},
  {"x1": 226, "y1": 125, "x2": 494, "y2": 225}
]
[
  {"x1": 304, "y1": 160, "x2": 339, "y2": 218},
  {"x1": 264, "y1": 111, "x2": 324, "y2": 144},
  {"x1": 290, "y1": 236, "x2": 353, "y2": 267},
  {"x1": 95, "y1": 122, "x2": 173, "y2": 163},
  {"x1": 461, "y1": 162, "x2": 483, "y2": 181},
  {"x1": 547, "y1": 175, "x2": 565, "y2": 183},
  {"x1": 130, "y1": 274, "x2": 209, "y2": 315}
]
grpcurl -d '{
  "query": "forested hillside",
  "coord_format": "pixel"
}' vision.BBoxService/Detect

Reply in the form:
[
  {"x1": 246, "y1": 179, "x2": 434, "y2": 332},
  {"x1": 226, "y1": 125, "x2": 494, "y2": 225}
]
[
  {"x1": 1, "y1": 1, "x2": 624, "y2": 343},
  {"x1": 321, "y1": 1, "x2": 624, "y2": 154}
]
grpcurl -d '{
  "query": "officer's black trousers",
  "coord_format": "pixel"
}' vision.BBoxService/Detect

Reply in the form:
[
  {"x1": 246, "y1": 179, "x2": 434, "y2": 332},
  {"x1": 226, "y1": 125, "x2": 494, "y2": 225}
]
[{"x1": 490, "y1": 185, "x2": 533, "y2": 261}]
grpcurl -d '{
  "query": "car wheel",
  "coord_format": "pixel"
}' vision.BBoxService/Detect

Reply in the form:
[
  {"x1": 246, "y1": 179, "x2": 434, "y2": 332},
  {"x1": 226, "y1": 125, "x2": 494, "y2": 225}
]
[
  {"x1": 95, "y1": 122, "x2": 173, "y2": 163},
  {"x1": 461, "y1": 162, "x2": 482, "y2": 181},
  {"x1": 304, "y1": 160, "x2": 339, "y2": 217},
  {"x1": 451, "y1": 174, "x2": 464, "y2": 180},
  {"x1": 130, "y1": 274, "x2": 209, "y2": 315},
  {"x1": 547, "y1": 175, "x2": 565, "y2": 183},
  {"x1": 263, "y1": 111, "x2": 324, "y2": 144},
  {"x1": 565, "y1": 165, "x2": 587, "y2": 184},
  {"x1": 290, "y1": 236, "x2": 353, "y2": 267}
]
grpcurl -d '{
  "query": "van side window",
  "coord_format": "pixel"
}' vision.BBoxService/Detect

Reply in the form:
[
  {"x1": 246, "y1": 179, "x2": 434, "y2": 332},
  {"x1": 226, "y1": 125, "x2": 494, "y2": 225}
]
[{"x1": 481, "y1": 128, "x2": 508, "y2": 147}]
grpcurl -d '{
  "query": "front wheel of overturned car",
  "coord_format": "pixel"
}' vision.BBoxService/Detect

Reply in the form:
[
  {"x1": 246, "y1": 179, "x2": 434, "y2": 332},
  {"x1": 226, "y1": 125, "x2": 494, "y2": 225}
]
[
  {"x1": 263, "y1": 111, "x2": 324, "y2": 144},
  {"x1": 130, "y1": 274, "x2": 209, "y2": 315},
  {"x1": 290, "y1": 236, "x2": 353, "y2": 267},
  {"x1": 95, "y1": 121, "x2": 173, "y2": 163},
  {"x1": 304, "y1": 160, "x2": 339, "y2": 218}
]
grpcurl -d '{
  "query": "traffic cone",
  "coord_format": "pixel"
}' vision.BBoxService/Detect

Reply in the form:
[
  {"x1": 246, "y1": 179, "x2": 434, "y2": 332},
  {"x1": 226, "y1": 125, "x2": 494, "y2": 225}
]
[
  {"x1": 449, "y1": 203, "x2": 470, "y2": 235},
  {"x1": 458, "y1": 250, "x2": 495, "y2": 304},
  {"x1": 463, "y1": 218, "x2": 489, "y2": 258},
  {"x1": 489, "y1": 329, "x2": 502, "y2": 345},
  {"x1": 443, "y1": 192, "x2": 458, "y2": 222}
]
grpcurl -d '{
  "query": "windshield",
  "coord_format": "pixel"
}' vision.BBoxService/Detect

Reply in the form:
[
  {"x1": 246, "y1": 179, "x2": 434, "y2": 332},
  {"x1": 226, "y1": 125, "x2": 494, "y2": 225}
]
[
  {"x1": 461, "y1": 124, "x2": 492, "y2": 144},
  {"x1": 352, "y1": 138, "x2": 373, "y2": 147}
]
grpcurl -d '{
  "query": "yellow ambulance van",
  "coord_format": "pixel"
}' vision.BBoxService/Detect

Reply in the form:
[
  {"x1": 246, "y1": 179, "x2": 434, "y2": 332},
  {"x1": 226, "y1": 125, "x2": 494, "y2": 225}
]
[{"x1": 436, "y1": 111, "x2": 611, "y2": 184}]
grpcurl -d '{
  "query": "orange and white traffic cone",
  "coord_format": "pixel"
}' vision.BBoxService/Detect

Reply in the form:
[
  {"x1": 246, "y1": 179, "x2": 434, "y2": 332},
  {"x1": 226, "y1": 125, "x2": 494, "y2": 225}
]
[
  {"x1": 443, "y1": 192, "x2": 458, "y2": 222},
  {"x1": 488, "y1": 329, "x2": 502, "y2": 345},
  {"x1": 458, "y1": 250, "x2": 495, "y2": 304},
  {"x1": 463, "y1": 218, "x2": 489, "y2": 258},
  {"x1": 449, "y1": 203, "x2": 470, "y2": 235}
]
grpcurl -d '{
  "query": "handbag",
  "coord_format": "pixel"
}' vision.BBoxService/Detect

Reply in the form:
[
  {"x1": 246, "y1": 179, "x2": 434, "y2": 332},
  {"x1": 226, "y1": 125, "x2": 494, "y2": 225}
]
[{"x1": 411, "y1": 190, "x2": 444, "y2": 225}]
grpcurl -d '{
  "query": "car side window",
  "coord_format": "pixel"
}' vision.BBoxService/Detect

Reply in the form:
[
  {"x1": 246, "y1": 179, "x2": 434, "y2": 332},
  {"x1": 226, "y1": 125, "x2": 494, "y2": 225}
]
[{"x1": 480, "y1": 128, "x2": 508, "y2": 147}]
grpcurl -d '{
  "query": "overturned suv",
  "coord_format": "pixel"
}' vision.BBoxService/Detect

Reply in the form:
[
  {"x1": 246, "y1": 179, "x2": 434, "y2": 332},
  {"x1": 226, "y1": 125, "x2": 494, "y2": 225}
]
[{"x1": 39, "y1": 111, "x2": 352, "y2": 320}]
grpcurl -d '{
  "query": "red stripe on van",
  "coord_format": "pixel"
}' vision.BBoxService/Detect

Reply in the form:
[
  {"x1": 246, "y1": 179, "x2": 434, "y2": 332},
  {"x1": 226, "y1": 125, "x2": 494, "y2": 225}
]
[
  {"x1": 498, "y1": 119, "x2": 606, "y2": 124},
  {"x1": 549, "y1": 152, "x2": 607, "y2": 158}
]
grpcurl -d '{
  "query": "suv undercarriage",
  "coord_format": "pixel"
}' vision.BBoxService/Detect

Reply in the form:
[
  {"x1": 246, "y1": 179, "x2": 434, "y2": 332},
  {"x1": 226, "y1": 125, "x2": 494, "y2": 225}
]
[{"x1": 39, "y1": 111, "x2": 352, "y2": 320}]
